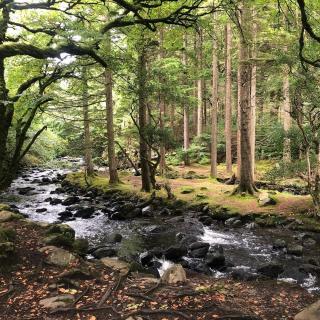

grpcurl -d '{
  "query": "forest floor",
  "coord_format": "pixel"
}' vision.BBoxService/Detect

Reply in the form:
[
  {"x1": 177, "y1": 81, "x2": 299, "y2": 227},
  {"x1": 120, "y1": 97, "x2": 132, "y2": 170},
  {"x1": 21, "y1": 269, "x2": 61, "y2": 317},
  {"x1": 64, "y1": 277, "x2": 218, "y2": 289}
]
[
  {"x1": 67, "y1": 161, "x2": 318, "y2": 230},
  {"x1": 0, "y1": 217, "x2": 317, "y2": 320}
]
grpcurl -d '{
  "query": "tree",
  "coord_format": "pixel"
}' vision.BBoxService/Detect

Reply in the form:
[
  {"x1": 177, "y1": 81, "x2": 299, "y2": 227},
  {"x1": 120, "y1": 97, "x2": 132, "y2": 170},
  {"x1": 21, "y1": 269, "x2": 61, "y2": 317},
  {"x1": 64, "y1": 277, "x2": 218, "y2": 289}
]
[
  {"x1": 196, "y1": 28, "x2": 204, "y2": 137},
  {"x1": 225, "y1": 22, "x2": 233, "y2": 175},
  {"x1": 233, "y1": 1, "x2": 257, "y2": 195}
]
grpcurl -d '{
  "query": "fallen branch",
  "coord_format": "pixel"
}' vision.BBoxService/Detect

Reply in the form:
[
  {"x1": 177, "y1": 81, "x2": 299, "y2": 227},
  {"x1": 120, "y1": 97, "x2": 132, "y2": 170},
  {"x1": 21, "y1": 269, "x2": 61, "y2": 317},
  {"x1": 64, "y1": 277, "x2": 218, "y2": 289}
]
[
  {"x1": 144, "y1": 280, "x2": 162, "y2": 295},
  {"x1": 73, "y1": 287, "x2": 89, "y2": 306},
  {"x1": 50, "y1": 305, "x2": 119, "y2": 315},
  {"x1": 126, "y1": 292, "x2": 154, "y2": 301},
  {"x1": 123, "y1": 308, "x2": 192, "y2": 320}
]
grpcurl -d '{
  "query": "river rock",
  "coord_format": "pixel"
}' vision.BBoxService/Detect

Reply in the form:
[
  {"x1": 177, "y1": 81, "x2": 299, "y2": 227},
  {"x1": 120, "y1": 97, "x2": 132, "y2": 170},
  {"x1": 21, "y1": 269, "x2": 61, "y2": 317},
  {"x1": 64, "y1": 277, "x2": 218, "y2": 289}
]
[
  {"x1": 0, "y1": 211, "x2": 22, "y2": 223},
  {"x1": 39, "y1": 294, "x2": 74, "y2": 309},
  {"x1": 140, "y1": 251, "x2": 154, "y2": 266},
  {"x1": 142, "y1": 205, "x2": 153, "y2": 216},
  {"x1": 225, "y1": 217, "x2": 242, "y2": 227},
  {"x1": 43, "y1": 234, "x2": 74, "y2": 247},
  {"x1": 40, "y1": 246, "x2": 77, "y2": 267},
  {"x1": 161, "y1": 264, "x2": 187, "y2": 284},
  {"x1": 294, "y1": 300, "x2": 320, "y2": 320},
  {"x1": 92, "y1": 247, "x2": 117, "y2": 258},
  {"x1": 100, "y1": 257, "x2": 130, "y2": 275},
  {"x1": 257, "y1": 262, "x2": 284, "y2": 278},
  {"x1": 231, "y1": 269, "x2": 258, "y2": 281},
  {"x1": 74, "y1": 207, "x2": 95, "y2": 219},
  {"x1": 273, "y1": 239, "x2": 287, "y2": 249},
  {"x1": 299, "y1": 264, "x2": 320, "y2": 275},
  {"x1": 205, "y1": 252, "x2": 225, "y2": 269},
  {"x1": 258, "y1": 192, "x2": 276, "y2": 206},
  {"x1": 62, "y1": 196, "x2": 80, "y2": 206},
  {"x1": 164, "y1": 245, "x2": 187, "y2": 261},
  {"x1": 0, "y1": 242, "x2": 15, "y2": 259},
  {"x1": 17, "y1": 186, "x2": 35, "y2": 195},
  {"x1": 58, "y1": 267, "x2": 96, "y2": 280},
  {"x1": 72, "y1": 238, "x2": 89, "y2": 256},
  {"x1": 189, "y1": 242, "x2": 210, "y2": 258},
  {"x1": 58, "y1": 211, "x2": 73, "y2": 221},
  {"x1": 36, "y1": 208, "x2": 47, "y2": 213},
  {"x1": 47, "y1": 224, "x2": 75, "y2": 240},
  {"x1": 110, "y1": 233, "x2": 122, "y2": 243},
  {"x1": 50, "y1": 198, "x2": 62, "y2": 205},
  {"x1": 287, "y1": 244, "x2": 303, "y2": 256}
]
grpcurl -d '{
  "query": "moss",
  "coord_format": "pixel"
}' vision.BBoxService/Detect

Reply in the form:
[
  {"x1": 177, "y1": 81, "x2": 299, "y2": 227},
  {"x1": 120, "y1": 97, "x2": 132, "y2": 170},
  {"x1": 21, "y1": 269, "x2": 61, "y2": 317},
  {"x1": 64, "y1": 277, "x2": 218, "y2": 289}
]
[
  {"x1": 73, "y1": 238, "x2": 89, "y2": 256},
  {"x1": 180, "y1": 186, "x2": 195, "y2": 194},
  {"x1": 0, "y1": 204, "x2": 11, "y2": 211},
  {"x1": 0, "y1": 227, "x2": 16, "y2": 242}
]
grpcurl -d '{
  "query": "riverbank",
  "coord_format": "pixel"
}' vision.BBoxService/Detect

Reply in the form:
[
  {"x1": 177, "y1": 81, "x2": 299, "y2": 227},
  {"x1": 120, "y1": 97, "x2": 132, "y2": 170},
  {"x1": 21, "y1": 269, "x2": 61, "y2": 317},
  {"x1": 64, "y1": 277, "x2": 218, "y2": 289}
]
[{"x1": 0, "y1": 209, "x2": 317, "y2": 320}]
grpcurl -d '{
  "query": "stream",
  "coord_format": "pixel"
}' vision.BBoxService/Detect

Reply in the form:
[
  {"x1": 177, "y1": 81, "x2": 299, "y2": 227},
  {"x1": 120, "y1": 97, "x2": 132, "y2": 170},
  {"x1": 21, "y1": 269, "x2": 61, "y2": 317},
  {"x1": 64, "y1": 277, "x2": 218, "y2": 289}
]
[{"x1": 1, "y1": 159, "x2": 320, "y2": 294}]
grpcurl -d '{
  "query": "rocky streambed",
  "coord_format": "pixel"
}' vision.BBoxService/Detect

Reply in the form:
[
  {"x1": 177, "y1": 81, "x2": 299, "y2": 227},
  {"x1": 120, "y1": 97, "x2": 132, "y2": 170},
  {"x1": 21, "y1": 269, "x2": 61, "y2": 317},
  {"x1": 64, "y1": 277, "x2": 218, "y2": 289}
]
[{"x1": 1, "y1": 164, "x2": 320, "y2": 294}]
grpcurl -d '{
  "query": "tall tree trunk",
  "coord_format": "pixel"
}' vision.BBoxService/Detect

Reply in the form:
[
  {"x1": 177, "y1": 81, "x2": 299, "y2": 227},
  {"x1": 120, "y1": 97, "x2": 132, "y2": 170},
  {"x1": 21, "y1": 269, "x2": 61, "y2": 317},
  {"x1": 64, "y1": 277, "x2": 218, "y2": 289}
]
[
  {"x1": 197, "y1": 28, "x2": 204, "y2": 137},
  {"x1": 82, "y1": 67, "x2": 94, "y2": 176},
  {"x1": 182, "y1": 35, "x2": 190, "y2": 166},
  {"x1": 236, "y1": 41, "x2": 241, "y2": 180},
  {"x1": 211, "y1": 12, "x2": 219, "y2": 178},
  {"x1": 250, "y1": 9, "x2": 257, "y2": 179},
  {"x1": 234, "y1": 2, "x2": 257, "y2": 194},
  {"x1": 159, "y1": 28, "x2": 166, "y2": 175},
  {"x1": 283, "y1": 59, "x2": 291, "y2": 163},
  {"x1": 225, "y1": 23, "x2": 233, "y2": 175},
  {"x1": 138, "y1": 50, "x2": 152, "y2": 192}
]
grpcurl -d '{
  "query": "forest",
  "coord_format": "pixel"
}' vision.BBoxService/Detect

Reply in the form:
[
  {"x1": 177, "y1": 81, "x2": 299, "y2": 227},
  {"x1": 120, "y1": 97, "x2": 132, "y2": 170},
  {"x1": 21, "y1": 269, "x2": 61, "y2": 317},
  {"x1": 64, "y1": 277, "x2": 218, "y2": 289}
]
[{"x1": 0, "y1": 0, "x2": 320, "y2": 319}]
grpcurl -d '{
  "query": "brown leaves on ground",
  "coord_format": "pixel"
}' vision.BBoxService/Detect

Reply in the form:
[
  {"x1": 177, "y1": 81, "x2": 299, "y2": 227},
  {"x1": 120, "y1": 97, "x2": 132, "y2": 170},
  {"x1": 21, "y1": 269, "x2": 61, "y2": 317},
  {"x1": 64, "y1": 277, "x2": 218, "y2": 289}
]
[{"x1": 0, "y1": 220, "x2": 318, "y2": 320}]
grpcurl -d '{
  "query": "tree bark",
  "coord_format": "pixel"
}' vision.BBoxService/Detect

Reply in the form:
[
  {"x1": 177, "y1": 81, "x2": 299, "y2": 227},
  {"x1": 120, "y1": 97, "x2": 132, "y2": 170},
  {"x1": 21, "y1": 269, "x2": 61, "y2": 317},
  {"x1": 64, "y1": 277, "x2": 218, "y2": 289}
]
[
  {"x1": 236, "y1": 40, "x2": 241, "y2": 180},
  {"x1": 282, "y1": 60, "x2": 291, "y2": 163},
  {"x1": 82, "y1": 67, "x2": 94, "y2": 176},
  {"x1": 250, "y1": 9, "x2": 257, "y2": 179},
  {"x1": 138, "y1": 50, "x2": 152, "y2": 192},
  {"x1": 234, "y1": 2, "x2": 257, "y2": 195},
  {"x1": 197, "y1": 28, "x2": 203, "y2": 137},
  {"x1": 159, "y1": 28, "x2": 166, "y2": 175},
  {"x1": 211, "y1": 12, "x2": 219, "y2": 178},
  {"x1": 225, "y1": 23, "x2": 233, "y2": 175},
  {"x1": 182, "y1": 35, "x2": 190, "y2": 166}
]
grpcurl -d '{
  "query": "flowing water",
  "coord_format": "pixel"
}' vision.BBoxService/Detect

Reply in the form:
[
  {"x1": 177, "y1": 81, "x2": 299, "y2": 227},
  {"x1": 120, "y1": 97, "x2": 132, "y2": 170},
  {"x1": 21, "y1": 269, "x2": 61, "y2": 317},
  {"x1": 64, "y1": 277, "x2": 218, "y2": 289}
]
[{"x1": 1, "y1": 161, "x2": 320, "y2": 293}]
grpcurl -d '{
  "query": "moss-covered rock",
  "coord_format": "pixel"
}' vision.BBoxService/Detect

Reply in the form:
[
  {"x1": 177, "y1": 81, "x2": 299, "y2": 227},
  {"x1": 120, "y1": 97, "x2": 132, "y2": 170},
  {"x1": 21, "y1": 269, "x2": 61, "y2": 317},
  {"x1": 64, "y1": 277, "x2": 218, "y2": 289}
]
[
  {"x1": 0, "y1": 242, "x2": 15, "y2": 259},
  {"x1": 0, "y1": 204, "x2": 11, "y2": 211},
  {"x1": 46, "y1": 224, "x2": 75, "y2": 240},
  {"x1": 43, "y1": 233, "x2": 74, "y2": 248},
  {"x1": 0, "y1": 227, "x2": 16, "y2": 242},
  {"x1": 0, "y1": 210, "x2": 22, "y2": 223},
  {"x1": 180, "y1": 186, "x2": 195, "y2": 194},
  {"x1": 72, "y1": 238, "x2": 89, "y2": 256}
]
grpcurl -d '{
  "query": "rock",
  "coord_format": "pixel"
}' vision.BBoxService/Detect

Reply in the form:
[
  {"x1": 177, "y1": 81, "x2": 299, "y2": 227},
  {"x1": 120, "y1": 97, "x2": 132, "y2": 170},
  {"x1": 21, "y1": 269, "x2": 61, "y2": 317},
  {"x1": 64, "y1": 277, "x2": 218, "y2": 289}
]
[
  {"x1": 257, "y1": 263, "x2": 284, "y2": 278},
  {"x1": 189, "y1": 242, "x2": 210, "y2": 258},
  {"x1": 245, "y1": 222, "x2": 258, "y2": 230},
  {"x1": 287, "y1": 244, "x2": 303, "y2": 256},
  {"x1": 205, "y1": 253, "x2": 225, "y2": 269},
  {"x1": 100, "y1": 257, "x2": 130, "y2": 275},
  {"x1": 74, "y1": 207, "x2": 95, "y2": 219},
  {"x1": 46, "y1": 224, "x2": 75, "y2": 240},
  {"x1": 58, "y1": 211, "x2": 73, "y2": 221},
  {"x1": 0, "y1": 211, "x2": 22, "y2": 223},
  {"x1": 72, "y1": 238, "x2": 89, "y2": 256},
  {"x1": 40, "y1": 246, "x2": 77, "y2": 267},
  {"x1": 110, "y1": 233, "x2": 122, "y2": 243},
  {"x1": 43, "y1": 234, "x2": 74, "y2": 247},
  {"x1": 62, "y1": 196, "x2": 80, "y2": 206},
  {"x1": 92, "y1": 247, "x2": 117, "y2": 258},
  {"x1": 36, "y1": 208, "x2": 47, "y2": 213},
  {"x1": 141, "y1": 205, "x2": 153, "y2": 216},
  {"x1": 225, "y1": 217, "x2": 242, "y2": 227},
  {"x1": 231, "y1": 269, "x2": 258, "y2": 281},
  {"x1": 140, "y1": 251, "x2": 154, "y2": 266},
  {"x1": 50, "y1": 198, "x2": 62, "y2": 205},
  {"x1": 180, "y1": 186, "x2": 195, "y2": 194},
  {"x1": 161, "y1": 264, "x2": 187, "y2": 284},
  {"x1": 58, "y1": 268, "x2": 96, "y2": 280},
  {"x1": 39, "y1": 294, "x2": 74, "y2": 309},
  {"x1": 294, "y1": 300, "x2": 320, "y2": 320},
  {"x1": 273, "y1": 239, "x2": 287, "y2": 250},
  {"x1": 0, "y1": 204, "x2": 10, "y2": 211},
  {"x1": 17, "y1": 187, "x2": 35, "y2": 195},
  {"x1": 302, "y1": 236, "x2": 317, "y2": 247},
  {"x1": 258, "y1": 192, "x2": 276, "y2": 206},
  {"x1": 299, "y1": 264, "x2": 320, "y2": 275},
  {"x1": 164, "y1": 245, "x2": 187, "y2": 261}
]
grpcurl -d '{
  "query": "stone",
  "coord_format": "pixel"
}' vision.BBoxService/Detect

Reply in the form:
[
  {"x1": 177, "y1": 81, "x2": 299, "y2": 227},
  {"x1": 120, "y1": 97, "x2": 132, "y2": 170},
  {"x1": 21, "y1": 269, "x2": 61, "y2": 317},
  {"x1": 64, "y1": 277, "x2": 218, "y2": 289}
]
[
  {"x1": 164, "y1": 245, "x2": 187, "y2": 261},
  {"x1": 299, "y1": 264, "x2": 320, "y2": 275},
  {"x1": 257, "y1": 263, "x2": 284, "y2": 278},
  {"x1": 141, "y1": 205, "x2": 153, "y2": 216},
  {"x1": 46, "y1": 224, "x2": 75, "y2": 240},
  {"x1": 287, "y1": 244, "x2": 303, "y2": 256},
  {"x1": 74, "y1": 207, "x2": 95, "y2": 219},
  {"x1": 100, "y1": 257, "x2": 130, "y2": 275},
  {"x1": 273, "y1": 239, "x2": 287, "y2": 250},
  {"x1": 140, "y1": 251, "x2": 154, "y2": 266},
  {"x1": 50, "y1": 198, "x2": 62, "y2": 205},
  {"x1": 225, "y1": 217, "x2": 242, "y2": 227},
  {"x1": 17, "y1": 187, "x2": 35, "y2": 195},
  {"x1": 0, "y1": 242, "x2": 15, "y2": 258},
  {"x1": 189, "y1": 242, "x2": 210, "y2": 258},
  {"x1": 43, "y1": 234, "x2": 74, "y2": 247},
  {"x1": 258, "y1": 192, "x2": 276, "y2": 206},
  {"x1": 294, "y1": 300, "x2": 320, "y2": 320},
  {"x1": 110, "y1": 233, "x2": 122, "y2": 243},
  {"x1": 58, "y1": 268, "x2": 96, "y2": 280},
  {"x1": 231, "y1": 269, "x2": 258, "y2": 281},
  {"x1": 92, "y1": 247, "x2": 117, "y2": 259},
  {"x1": 180, "y1": 187, "x2": 195, "y2": 194},
  {"x1": 62, "y1": 196, "x2": 80, "y2": 206},
  {"x1": 39, "y1": 294, "x2": 74, "y2": 309},
  {"x1": 72, "y1": 238, "x2": 89, "y2": 255},
  {"x1": 36, "y1": 208, "x2": 47, "y2": 213},
  {"x1": 0, "y1": 211, "x2": 22, "y2": 223},
  {"x1": 205, "y1": 253, "x2": 225, "y2": 269},
  {"x1": 40, "y1": 246, "x2": 77, "y2": 267},
  {"x1": 161, "y1": 264, "x2": 187, "y2": 284}
]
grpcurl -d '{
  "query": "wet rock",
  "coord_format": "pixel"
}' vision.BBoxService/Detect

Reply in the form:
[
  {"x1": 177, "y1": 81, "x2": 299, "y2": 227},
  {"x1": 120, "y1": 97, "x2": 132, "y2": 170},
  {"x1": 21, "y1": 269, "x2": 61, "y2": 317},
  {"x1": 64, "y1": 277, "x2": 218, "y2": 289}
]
[
  {"x1": 58, "y1": 211, "x2": 73, "y2": 221},
  {"x1": 294, "y1": 299, "x2": 320, "y2": 320},
  {"x1": 39, "y1": 294, "x2": 74, "y2": 309},
  {"x1": 287, "y1": 244, "x2": 303, "y2": 256},
  {"x1": 43, "y1": 234, "x2": 74, "y2": 247},
  {"x1": 0, "y1": 242, "x2": 15, "y2": 259},
  {"x1": 299, "y1": 264, "x2": 320, "y2": 275},
  {"x1": 273, "y1": 239, "x2": 287, "y2": 250},
  {"x1": 205, "y1": 252, "x2": 225, "y2": 269},
  {"x1": 50, "y1": 198, "x2": 62, "y2": 205},
  {"x1": 100, "y1": 257, "x2": 130, "y2": 275},
  {"x1": 36, "y1": 208, "x2": 47, "y2": 213},
  {"x1": 58, "y1": 267, "x2": 96, "y2": 280},
  {"x1": 225, "y1": 217, "x2": 242, "y2": 227},
  {"x1": 176, "y1": 232, "x2": 185, "y2": 241},
  {"x1": 129, "y1": 261, "x2": 160, "y2": 278},
  {"x1": 183, "y1": 260, "x2": 211, "y2": 275},
  {"x1": 40, "y1": 246, "x2": 77, "y2": 267},
  {"x1": 74, "y1": 207, "x2": 95, "y2": 219},
  {"x1": 92, "y1": 247, "x2": 117, "y2": 258},
  {"x1": 245, "y1": 222, "x2": 258, "y2": 230},
  {"x1": 140, "y1": 251, "x2": 154, "y2": 266},
  {"x1": 257, "y1": 262, "x2": 284, "y2": 278},
  {"x1": 164, "y1": 245, "x2": 187, "y2": 261},
  {"x1": 17, "y1": 186, "x2": 35, "y2": 195},
  {"x1": 143, "y1": 225, "x2": 166, "y2": 234},
  {"x1": 72, "y1": 238, "x2": 89, "y2": 256},
  {"x1": 258, "y1": 192, "x2": 276, "y2": 206},
  {"x1": 231, "y1": 269, "x2": 258, "y2": 281},
  {"x1": 142, "y1": 205, "x2": 153, "y2": 216},
  {"x1": 62, "y1": 196, "x2": 80, "y2": 206},
  {"x1": 189, "y1": 242, "x2": 210, "y2": 258},
  {"x1": 110, "y1": 233, "x2": 123, "y2": 243},
  {"x1": 161, "y1": 264, "x2": 187, "y2": 284},
  {"x1": 302, "y1": 235, "x2": 317, "y2": 247},
  {"x1": 47, "y1": 224, "x2": 75, "y2": 240}
]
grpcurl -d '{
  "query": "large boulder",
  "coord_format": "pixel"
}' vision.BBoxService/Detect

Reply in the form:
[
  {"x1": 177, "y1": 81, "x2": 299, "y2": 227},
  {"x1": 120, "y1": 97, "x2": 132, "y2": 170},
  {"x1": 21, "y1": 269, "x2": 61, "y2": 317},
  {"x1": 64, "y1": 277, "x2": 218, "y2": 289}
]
[
  {"x1": 161, "y1": 264, "x2": 187, "y2": 284},
  {"x1": 46, "y1": 224, "x2": 75, "y2": 240},
  {"x1": 92, "y1": 246, "x2": 117, "y2": 259},
  {"x1": 294, "y1": 300, "x2": 320, "y2": 320},
  {"x1": 100, "y1": 257, "x2": 130, "y2": 275},
  {"x1": 257, "y1": 262, "x2": 284, "y2": 279},
  {"x1": 74, "y1": 207, "x2": 95, "y2": 219},
  {"x1": 189, "y1": 242, "x2": 210, "y2": 258},
  {"x1": 43, "y1": 234, "x2": 74, "y2": 247},
  {"x1": 40, "y1": 246, "x2": 77, "y2": 267},
  {"x1": 39, "y1": 294, "x2": 74, "y2": 309},
  {"x1": 164, "y1": 245, "x2": 187, "y2": 261}
]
